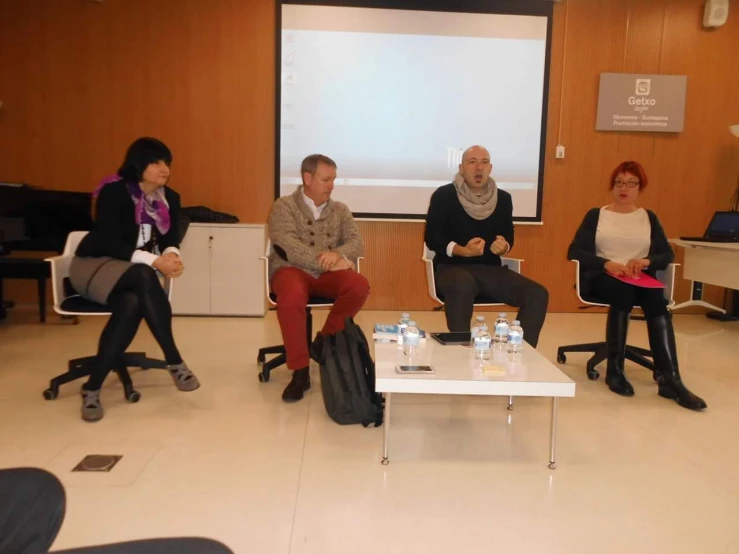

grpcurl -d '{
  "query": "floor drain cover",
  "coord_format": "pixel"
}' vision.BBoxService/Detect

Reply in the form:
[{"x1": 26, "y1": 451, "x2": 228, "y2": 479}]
[{"x1": 72, "y1": 455, "x2": 123, "y2": 472}]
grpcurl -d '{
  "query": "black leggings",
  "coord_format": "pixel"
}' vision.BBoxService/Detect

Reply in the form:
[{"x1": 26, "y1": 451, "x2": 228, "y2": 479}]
[
  {"x1": 590, "y1": 273, "x2": 669, "y2": 319},
  {"x1": 85, "y1": 264, "x2": 182, "y2": 390}
]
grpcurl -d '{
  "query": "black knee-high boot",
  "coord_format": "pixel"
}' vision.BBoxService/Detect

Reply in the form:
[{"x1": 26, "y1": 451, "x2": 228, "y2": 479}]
[
  {"x1": 647, "y1": 314, "x2": 707, "y2": 411},
  {"x1": 605, "y1": 308, "x2": 634, "y2": 397}
]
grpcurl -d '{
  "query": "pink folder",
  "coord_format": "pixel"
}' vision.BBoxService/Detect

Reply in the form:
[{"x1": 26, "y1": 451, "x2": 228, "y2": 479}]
[{"x1": 612, "y1": 273, "x2": 665, "y2": 288}]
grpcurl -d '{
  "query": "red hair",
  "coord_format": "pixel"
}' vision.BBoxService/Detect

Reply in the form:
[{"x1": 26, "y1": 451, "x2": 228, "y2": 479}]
[{"x1": 608, "y1": 161, "x2": 649, "y2": 190}]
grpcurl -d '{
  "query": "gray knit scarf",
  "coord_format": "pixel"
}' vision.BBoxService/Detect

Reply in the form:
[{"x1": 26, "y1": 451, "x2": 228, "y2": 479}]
[{"x1": 453, "y1": 172, "x2": 498, "y2": 220}]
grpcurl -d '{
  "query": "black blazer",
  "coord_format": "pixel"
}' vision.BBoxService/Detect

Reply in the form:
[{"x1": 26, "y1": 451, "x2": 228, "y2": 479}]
[
  {"x1": 567, "y1": 207, "x2": 674, "y2": 300},
  {"x1": 424, "y1": 183, "x2": 514, "y2": 268},
  {"x1": 76, "y1": 180, "x2": 181, "y2": 261}
]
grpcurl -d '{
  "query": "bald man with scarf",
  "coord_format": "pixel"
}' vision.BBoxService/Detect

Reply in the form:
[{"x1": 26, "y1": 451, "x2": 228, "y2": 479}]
[{"x1": 424, "y1": 145, "x2": 549, "y2": 347}]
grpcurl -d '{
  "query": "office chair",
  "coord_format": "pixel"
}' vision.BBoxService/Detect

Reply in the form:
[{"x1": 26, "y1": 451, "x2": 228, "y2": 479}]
[
  {"x1": 257, "y1": 240, "x2": 363, "y2": 383},
  {"x1": 556, "y1": 259, "x2": 677, "y2": 380},
  {"x1": 422, "y1": 244, "x2": 524, "y2": 410},
  {"x1": 43, "y1": 231, "x2": 172, "y2": 402},
  {"x1": 422, "y1": 244, "x2": 524, "y2": 310}
]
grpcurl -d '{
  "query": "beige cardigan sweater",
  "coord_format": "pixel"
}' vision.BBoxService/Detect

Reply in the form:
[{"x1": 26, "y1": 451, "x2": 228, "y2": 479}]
[{"x1": 268, "y1": 187, "x2": 364, "y2": 279}]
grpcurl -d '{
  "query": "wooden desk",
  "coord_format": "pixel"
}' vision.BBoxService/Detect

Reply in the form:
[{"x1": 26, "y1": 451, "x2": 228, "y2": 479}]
[{"x1": 670, "y1": 239, "x2": 739, "y2": 314}]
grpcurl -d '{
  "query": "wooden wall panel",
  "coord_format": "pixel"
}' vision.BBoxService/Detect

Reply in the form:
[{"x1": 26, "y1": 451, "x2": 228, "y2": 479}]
[
  {"x1": 1, "y1": 0, "x2": 738, "y2": 313},
  {"x1": 357, "y1": 222, "x2": 434, "y2": 311},
  {"x1": 0, "y1": 0, "x2": 275, "y2": 221}
]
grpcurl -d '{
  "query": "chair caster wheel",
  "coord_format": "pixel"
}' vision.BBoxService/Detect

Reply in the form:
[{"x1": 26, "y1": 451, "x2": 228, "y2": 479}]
[
  {"x1": 587, "y1": 369, "x2": 600, "y2": 381},
  {"x1": 126, "y1": 390, "x2": 141, "y2": 403},
  {"x1": 381, "y1": 458, "x2": 389, "y2": 466},
  {"x1": 43, "y1": 388, "x2": 58, "y2": 400},
  {"x1": 258, "y1": 372, "x2": 269, "y2": 383},
  {"x1": 548, "y1": 462, "x2": 556, "y2": 470},
  {"x1": 556, "y1": 352, "x2": 566, "y2": 364},
  {"x1": 257, "y1": 354, "x2": 265, "y2": 365}
]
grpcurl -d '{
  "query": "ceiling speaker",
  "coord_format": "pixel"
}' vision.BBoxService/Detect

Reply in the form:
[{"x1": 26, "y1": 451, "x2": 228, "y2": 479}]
[{"x1": 703, "y1": 0, "x2": 729, "y2": 28}]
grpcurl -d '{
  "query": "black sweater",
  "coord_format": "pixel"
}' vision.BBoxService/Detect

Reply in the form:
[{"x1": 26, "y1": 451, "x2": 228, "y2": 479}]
[
  {"x1": 424, "y1": 183, "x2": 514, "y2": 267},
  {"x1": 76, "y1": 180, "x2": 181, "y2": 261},
  {"x1": 567, "y1": 207, "x2": 674, "y2": 299}
]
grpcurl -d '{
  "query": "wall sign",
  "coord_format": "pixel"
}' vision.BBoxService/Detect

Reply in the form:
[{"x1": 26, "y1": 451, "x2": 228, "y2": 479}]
[{"x1": 596, "y1": 73, "x2": 687, "y2": 133}]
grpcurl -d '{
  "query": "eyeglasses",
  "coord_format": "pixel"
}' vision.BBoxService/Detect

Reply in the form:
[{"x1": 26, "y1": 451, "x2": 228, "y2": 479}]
[{"x1": 613, "y1": 179, "x2": 640, "y2": 188}]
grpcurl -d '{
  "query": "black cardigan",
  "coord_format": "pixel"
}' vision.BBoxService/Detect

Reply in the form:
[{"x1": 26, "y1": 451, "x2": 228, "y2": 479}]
[
  {"x1": 76, "y1": 180, "x2": 181, "y2": 261},
  {"x1": 567, "y1": 207, "x2": 674, "y2": 299},
  {"x1": 424, "y1": 183, "x2": 514, "y2": 267}
]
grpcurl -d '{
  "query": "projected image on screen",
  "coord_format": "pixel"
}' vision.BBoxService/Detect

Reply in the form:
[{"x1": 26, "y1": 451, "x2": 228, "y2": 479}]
[{"x1": 279, "y1": 5, "x2": 550, "y2": 220}]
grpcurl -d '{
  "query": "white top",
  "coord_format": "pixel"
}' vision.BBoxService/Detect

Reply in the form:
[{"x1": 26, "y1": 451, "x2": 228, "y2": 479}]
[
  {"x1": 374, "y1": 340, "x2": 575, "y2": 397},
  {"x1": 302, "y1": 190, "x2": 327, "y2": 220},
  {"x1": 595, "y1": 206, "x2": 650, "y2": 264}
]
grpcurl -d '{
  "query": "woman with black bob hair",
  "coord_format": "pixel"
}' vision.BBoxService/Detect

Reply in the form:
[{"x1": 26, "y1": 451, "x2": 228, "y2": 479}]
[{"x1": 70, "y1": 137, "x2": 200, "y2": 422}]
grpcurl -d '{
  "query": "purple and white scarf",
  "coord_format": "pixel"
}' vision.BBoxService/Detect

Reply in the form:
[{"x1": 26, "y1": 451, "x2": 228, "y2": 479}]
[{"x1": 94, "y1": 175, "x2": 171, "y2": 235}]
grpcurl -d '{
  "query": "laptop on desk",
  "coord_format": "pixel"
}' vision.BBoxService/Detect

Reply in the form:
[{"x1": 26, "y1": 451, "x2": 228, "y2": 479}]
[{"x1": 680, "y1": 211, "x2": 739, "y2": 243}]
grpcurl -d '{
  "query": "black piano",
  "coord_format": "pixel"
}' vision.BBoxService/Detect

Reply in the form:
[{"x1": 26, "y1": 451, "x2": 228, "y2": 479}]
[{"x1": 0, "y1": 183, "x2": 93, "y2": 321}]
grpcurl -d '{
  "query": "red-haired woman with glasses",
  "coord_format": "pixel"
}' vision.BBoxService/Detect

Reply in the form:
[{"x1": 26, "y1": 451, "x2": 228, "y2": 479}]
[{"x1": 568, "y1": 161, "x2": 705, "y2": 411}]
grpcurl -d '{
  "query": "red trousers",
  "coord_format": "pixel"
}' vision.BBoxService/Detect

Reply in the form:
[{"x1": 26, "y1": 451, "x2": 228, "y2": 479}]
[{"x1": 270, "y1": 267, "x2": 370, "y2": 370}]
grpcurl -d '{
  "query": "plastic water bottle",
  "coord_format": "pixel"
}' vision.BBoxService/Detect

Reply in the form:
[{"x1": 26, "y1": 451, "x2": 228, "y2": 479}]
[
  {"x1": 470, "y1": 315, "x2": 486, "y2": 347},
  {"x1": 403, "y1": 320, "x2": 421, "y2": 356},
  {"x1": 397, "y1": 313, "x2": 411, "y2": 346},
  {"x1": 494, "y1": 313, "x2": 509, "y2": 344},
  {"x1": 507, "y1": 320, "x2": 524, "y2": 354},
  {"x1": 474, "y1": 325, "x2": 492, "y2": 361}
]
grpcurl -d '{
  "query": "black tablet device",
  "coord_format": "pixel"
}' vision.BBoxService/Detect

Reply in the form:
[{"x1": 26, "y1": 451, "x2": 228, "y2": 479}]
[
  {"x1": 396, "y1": 365, "x2": 435, "y2": 374},
  {"x1": 430, "y1": 332, "x2": 471, "y2": 345}
]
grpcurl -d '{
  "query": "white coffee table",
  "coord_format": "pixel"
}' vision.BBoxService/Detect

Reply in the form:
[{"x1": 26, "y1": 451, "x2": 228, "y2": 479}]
[{"x1": 374, "y1": 339, "x2": 576, "y2": 469}]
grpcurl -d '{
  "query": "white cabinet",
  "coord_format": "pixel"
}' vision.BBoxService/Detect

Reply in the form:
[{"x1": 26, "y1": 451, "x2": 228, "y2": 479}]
[
  {"x1": 171, "y1": 223, "x2": 266, "y2": 316},
  {"x1": 171, "y1": 225, "x2": 212, "y2": 315}
]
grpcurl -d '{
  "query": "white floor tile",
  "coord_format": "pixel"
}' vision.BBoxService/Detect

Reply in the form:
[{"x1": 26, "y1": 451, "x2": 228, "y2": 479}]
[{"x1": 0, "y1": 309, "x2": 737, "y2": 554}]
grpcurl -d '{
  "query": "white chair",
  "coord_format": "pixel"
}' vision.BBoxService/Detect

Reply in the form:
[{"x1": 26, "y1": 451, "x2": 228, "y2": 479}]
[
  {"x1": 43, "y1": 231, "x2": 172, "y2": 402},
  {"x1": 422, "y1": 244, "x2": 525, "y2": 411},
  {"x1": 556, "y1": 259, "x2": 677, "y2": 380},
  {"x1": 422, "y1": 244, "x2": 523, "y2": 309},
  {"x1": 256, "y1": 239, "x2": 363, "y2": 383}
]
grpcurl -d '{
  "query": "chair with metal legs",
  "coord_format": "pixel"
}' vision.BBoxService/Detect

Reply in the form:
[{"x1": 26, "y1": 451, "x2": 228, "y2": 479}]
[
  {"x1": 422, "y1": 244, "x2": 524, "y2": 409},
  {"x1": 257, "y1": 240, "x2": 363, "y2": 383},
  {"x1": 556, "y1": 259, "x2": 677, "y2": 380},
  {"x1": 43, "y1": 231, "x2": 173, "y2": 402}
]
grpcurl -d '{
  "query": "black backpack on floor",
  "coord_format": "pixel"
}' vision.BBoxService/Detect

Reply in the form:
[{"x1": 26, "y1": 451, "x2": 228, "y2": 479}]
[{"x1": 317, "y1": 318, "x2": 383, "y2": 427}]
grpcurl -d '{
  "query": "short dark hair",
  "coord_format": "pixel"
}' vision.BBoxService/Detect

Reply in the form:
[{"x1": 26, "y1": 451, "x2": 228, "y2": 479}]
[
  {"x1": 117, "y1": 137, "x2": 173, "y2": 182},
  {"x1": 300, "y1": 154, "x2": 337, "y2": 183},
  {"x1": 609, "y1": 161, "x2": 648, "y2": 190}
]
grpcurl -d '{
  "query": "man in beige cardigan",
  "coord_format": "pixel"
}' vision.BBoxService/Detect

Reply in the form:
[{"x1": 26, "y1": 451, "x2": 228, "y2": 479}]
[{"x1": 268, "y1": 154, "x2": 369, "y2": 402}]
